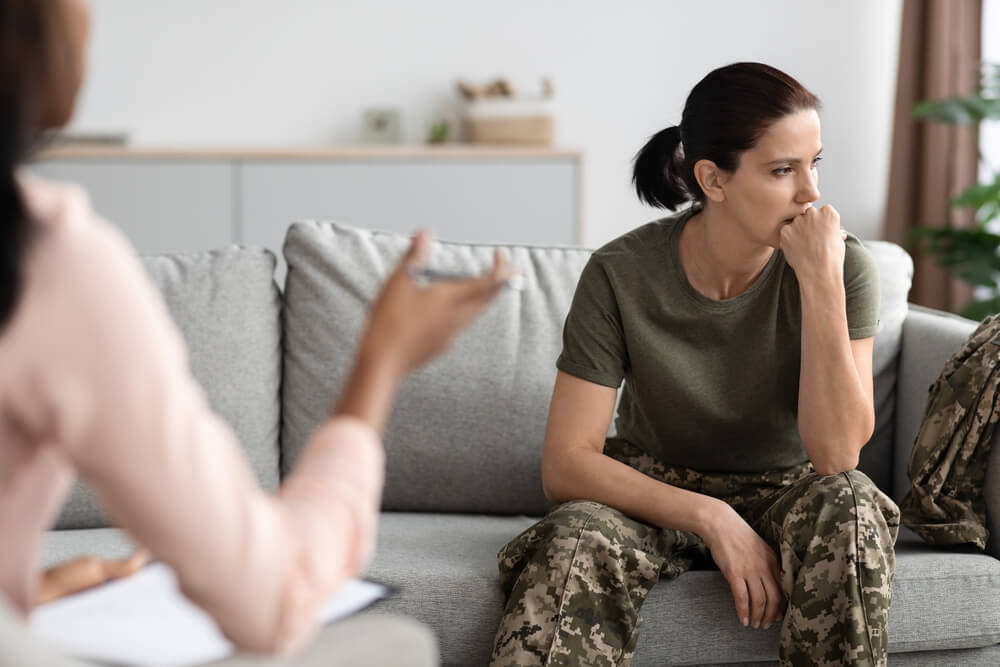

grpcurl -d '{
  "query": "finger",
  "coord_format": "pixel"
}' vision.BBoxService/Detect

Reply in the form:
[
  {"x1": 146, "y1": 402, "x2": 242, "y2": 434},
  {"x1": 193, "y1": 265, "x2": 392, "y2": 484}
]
[
  {"x1": 401, "y1": 229, "x2": 432, "y2": 269},
  {"x1": 728, "y1": 577, "x2": 750, "y2": 627},
  {"x1": 747, "y1": 576, "x2": 767, "y2": 628},
  {"x1": 840, "y1": 229, "x2": 848, "y2": 240},
  {"x1": 124, "y1": 548, "x2": 151, "y2": 573},
  {"x1": 771, "y1": 561, "x2": 789, "y2": 615},
  {"x1": 489, "y1": 248, "x2": 516, "y2": 285},
  {"x1": 453, "y1": 256, "x2": 517, "y2": 304},
  {"x1": 761, "y1": 574, "x2": 783, "y2": 629}
]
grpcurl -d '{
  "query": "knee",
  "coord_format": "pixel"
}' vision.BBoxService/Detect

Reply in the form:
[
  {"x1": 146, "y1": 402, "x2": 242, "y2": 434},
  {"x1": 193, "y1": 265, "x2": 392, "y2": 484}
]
[
  {"x1": 546, "y1": 500, "x2": 653, "y2": 554},
  {"x1": 788, "y1": 471, "x2": 899, "y2": 541}
]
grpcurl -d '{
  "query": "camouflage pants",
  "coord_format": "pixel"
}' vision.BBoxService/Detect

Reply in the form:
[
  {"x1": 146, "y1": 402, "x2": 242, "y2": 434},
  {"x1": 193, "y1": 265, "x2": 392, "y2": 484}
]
[{"x1": 490, "y1": 440, "x2": 900, "y2": 667}]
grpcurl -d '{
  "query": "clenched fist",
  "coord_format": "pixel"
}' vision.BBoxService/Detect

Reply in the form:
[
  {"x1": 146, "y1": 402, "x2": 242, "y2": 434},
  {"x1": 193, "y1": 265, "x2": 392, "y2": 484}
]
[{"x1": 778, "y1": 205, "x2": 847, "y2": 286}]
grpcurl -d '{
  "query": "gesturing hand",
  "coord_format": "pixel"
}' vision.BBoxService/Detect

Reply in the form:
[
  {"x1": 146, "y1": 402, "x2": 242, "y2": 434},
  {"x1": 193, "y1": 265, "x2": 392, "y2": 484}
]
[
  {"x1": 701, "y1": 502, "x2": 786, "y2": 630},
  {"x1": 360, "y1": 229, "x2": 516, "y2": 376},
  {"x1": 779, "y1": 204, "x2": 847, "y2": 285}
]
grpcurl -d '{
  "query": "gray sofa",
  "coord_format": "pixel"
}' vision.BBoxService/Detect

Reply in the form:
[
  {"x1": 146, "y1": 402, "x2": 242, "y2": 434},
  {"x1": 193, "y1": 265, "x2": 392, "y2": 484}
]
[{"x1": 41, "y1": 221, "x2": 1000, "y2": 666}]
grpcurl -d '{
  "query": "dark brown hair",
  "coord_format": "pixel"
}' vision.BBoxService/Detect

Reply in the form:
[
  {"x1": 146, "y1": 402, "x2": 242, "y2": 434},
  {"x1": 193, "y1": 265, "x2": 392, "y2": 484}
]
[
  {"x1": 633, "y1": 62, "x2": 821, "y2": 210},
  {"x1": 0, "y1": 0, "x2": 58, "y2": 328}
]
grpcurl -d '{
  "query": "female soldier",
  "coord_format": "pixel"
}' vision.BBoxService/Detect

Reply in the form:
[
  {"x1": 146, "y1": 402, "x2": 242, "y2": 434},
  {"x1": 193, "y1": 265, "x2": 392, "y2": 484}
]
[{"x1": 491, "y1": 62, "x2": 899, "y2": 667}]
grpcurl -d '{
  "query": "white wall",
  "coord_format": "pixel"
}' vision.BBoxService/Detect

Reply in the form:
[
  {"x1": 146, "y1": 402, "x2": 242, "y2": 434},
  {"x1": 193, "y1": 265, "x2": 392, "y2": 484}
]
[
  {"x1": 981, "y1": 0, "x2": 999, "y2": 188},
  {"x1": 70, "y1": 0, "x2": 902, "y2": 245}
]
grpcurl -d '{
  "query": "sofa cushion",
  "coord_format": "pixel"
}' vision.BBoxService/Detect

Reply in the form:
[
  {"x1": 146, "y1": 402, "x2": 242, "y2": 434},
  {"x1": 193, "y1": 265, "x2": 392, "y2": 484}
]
[
  {"x1": 281, "y1": 224, "x2": 911, "y2": 514},
  {"x1": 282, "y1": 222, "x2": 589, "y2": 515},
  {"x1": 53, "y1": 246, "x2": 283, "y2": 530},
  {"x1": 859, "y1": 241, "x2": 913, "y2": 493}
]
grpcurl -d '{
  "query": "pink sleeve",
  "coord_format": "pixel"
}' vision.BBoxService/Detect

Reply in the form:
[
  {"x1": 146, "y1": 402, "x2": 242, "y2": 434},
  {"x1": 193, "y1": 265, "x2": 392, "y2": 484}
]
[{"x1": 31, "y1": 190, "x2": 383, "y2": 653}]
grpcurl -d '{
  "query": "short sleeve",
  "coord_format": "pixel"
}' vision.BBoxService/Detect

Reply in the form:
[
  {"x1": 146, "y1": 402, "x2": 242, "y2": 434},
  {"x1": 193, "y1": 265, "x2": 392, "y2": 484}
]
[
  {"x1": 844, "y1": 235, "x2": 881, "y2": 339},
  {"x1": 556, "y1": 255, "x2": 629, "y2": 387}
]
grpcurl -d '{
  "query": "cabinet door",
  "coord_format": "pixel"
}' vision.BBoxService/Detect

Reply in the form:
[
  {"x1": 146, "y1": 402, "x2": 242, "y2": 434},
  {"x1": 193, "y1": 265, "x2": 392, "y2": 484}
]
[
  {"x1": 240, "y1": 159, "x2": 580, "y2": 271},
  {"x1": 30, "y1": 160, "x2": 234, "y2": 255}
]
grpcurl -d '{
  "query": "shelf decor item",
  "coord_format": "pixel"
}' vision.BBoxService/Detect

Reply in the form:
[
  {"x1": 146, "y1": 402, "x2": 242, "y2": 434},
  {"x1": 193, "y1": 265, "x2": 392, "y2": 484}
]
[
  {"x1": 456, "y1": 77, "x2": 555, "y2": 146},
  {"x1": 361, "y1": 108, "x2": 402, "y2": 144}
]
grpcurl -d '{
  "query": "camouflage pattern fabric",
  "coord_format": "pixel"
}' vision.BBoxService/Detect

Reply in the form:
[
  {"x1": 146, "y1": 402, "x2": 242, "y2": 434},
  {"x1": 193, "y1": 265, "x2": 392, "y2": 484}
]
[
  {"x1": 901, "y1": 313, "x2": 1000, "y2": 550},
  {"x1": 491, "y1": 440, "x2": 899, "y2": 667}
]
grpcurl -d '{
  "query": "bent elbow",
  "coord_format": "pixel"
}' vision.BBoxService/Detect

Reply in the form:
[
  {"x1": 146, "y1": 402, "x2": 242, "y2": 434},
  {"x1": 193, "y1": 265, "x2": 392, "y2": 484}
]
[
  {"x1": 812, "y1": 453, "x2": 859, "y2": 477},
  {"x1": 541, "y1": 450, "x2": 580, "y2": 505},
  {"x1": 541, "y1": 462, "x2": 567, "y2": 504}
]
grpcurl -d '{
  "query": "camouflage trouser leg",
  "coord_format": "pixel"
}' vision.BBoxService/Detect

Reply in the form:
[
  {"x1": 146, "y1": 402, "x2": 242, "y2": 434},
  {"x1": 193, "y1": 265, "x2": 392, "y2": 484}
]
[
  {"x1": 490, "y1": 440, "x2": 899, "y2": 667},
  {"x1": 744, "y1": 470, "x2": 900, "y2": 667},
  {"x1": 490, "y1": 499, "x2": 709, "y2": 667}
]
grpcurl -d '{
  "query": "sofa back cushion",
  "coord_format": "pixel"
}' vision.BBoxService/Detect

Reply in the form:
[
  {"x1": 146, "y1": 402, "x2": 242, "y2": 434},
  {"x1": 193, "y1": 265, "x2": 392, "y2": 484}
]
[
  {"x1": 860, "y1": 241, "x2": 913, "y2": 493},
  {"x1": 54, "y1": 246, "x2": 283, "y2": 529},
  {"x1": 282, "y1": 222, "x2": 589, "y2": 514},
  {"x1": 281, "y1": 223, "x2": 912, "y2": 515}
]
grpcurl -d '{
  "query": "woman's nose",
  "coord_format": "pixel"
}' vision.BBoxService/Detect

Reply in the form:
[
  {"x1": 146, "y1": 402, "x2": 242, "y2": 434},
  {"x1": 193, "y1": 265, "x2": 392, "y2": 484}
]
[{"x1": 796, "y1": 171, "x2": 820, "y2": 204}]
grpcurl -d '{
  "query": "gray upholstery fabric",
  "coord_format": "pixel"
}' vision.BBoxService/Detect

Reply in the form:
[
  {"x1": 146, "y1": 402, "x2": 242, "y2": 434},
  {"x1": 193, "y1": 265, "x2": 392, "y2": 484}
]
[
  {"x1": 39, "y1": 528, "x2": 138, "y2": 568},
  {"x1": 989, "y1": 432, "x2": 1000, "y2": 559},
  {"x1": 53, "y1": 247, "x2": 283, "y2": 530},
  {"x1": 281, "y1": 222, "x2": 590, "y2": 514},
  {"x1": 892, "y1": 306, "x2": 978, "y2": 501},
  {"x1": 859, "y1": 241, "x2": 913, "y2": 493},
  {"x1": 708, "y1": 644, "x2": 1000, "y2": 667}
]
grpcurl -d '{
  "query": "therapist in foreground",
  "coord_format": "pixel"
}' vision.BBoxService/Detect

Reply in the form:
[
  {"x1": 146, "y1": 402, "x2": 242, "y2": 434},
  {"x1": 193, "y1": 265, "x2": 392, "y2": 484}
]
[{"x1": 0, "y1": 0, "x2": 514, "y2": 664}]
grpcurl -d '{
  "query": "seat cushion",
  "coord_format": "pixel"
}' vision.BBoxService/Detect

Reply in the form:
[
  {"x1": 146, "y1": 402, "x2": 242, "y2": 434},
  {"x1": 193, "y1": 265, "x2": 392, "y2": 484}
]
[
  {"x1": 53, "y1": 246, "x2": 283, "y2": 530},
  {"x1": 39, "y1": 519, "x2": 1000, "y2": 665}
]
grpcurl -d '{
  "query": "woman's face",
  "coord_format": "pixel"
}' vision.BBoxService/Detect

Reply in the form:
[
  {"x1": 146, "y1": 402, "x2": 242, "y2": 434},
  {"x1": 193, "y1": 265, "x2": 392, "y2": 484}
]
[
  {"x1": 716, "y1": 109, "x2": 823, "y2": 249},
  {"x1": 41, "y1": 0, "x2": 91, "y2": 129}
]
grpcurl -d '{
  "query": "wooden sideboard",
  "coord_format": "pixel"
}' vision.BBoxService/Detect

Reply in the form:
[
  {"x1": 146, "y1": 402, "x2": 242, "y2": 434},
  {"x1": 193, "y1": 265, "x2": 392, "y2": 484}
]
[{"x1": 32, "y1": 146, "x2": 583, "y2": 269}]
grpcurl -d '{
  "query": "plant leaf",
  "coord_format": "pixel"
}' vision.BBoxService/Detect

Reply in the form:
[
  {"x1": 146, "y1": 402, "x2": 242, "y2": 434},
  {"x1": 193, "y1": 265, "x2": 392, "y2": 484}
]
[{"x1": 960, "y1": 295, "x2": 1000, "y2": 321}]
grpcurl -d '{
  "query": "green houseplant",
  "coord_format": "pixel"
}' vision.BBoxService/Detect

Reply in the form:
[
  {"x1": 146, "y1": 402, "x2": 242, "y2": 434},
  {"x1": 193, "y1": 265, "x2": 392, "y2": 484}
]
[{"x1": 910, "y1": 63, "x2": 1000, "y2": 320}]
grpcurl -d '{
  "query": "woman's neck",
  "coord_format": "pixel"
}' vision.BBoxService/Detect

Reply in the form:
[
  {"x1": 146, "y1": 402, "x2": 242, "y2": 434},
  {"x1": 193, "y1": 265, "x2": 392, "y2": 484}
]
[{"x1": 678, "y1": 207, "x2": 774, "y2": 301}]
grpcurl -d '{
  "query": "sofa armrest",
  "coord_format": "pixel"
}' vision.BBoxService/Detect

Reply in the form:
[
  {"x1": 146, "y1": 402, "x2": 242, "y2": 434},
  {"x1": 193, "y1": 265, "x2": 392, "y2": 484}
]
[
  {"x1": 988, "y1": 434, "x2": 1000, "y2": 558},
  {"x1": 892, "y1": 305, "x2": 977, "y2": 502},
  {"x1": 892, "y1": 305, "x2": 1000, "y2": 557}
]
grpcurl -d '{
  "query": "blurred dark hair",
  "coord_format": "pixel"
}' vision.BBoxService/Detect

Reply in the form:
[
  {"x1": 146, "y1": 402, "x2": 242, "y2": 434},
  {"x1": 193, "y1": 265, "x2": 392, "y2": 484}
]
[
  {"x1": 633, "y1": 62, "x2": 821, "y2": 210},
  {"x1": 0, "y1": 0, "x2": 56, "y2": 329}
]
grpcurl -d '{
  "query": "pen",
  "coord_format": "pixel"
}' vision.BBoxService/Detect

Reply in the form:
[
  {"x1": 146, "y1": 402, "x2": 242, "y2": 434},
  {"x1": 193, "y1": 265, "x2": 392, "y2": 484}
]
[{"x1": 408, "y1": 266, "x2": 525, "y2": 291}]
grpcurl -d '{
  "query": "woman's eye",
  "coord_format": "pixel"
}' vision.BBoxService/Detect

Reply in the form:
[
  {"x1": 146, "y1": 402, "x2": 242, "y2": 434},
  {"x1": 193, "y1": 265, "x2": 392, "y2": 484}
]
[
  {"x1": 812, "y1": 156, "x2": 823, "y2": 168},
  {"x1": 773, "y1": 167, "x2": 793, "y2": 176}
]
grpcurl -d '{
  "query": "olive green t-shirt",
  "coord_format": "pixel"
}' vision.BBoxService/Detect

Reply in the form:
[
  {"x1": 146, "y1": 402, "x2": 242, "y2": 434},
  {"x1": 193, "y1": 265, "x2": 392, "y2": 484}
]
[{"x1": 556, "y1": 206, "x2": 881, "y2": 472}]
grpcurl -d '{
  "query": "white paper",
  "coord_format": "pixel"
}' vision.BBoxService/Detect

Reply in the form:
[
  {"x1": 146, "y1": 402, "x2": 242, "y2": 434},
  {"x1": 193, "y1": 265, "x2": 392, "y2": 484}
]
[{"x1": 28, "y1": 563, "x2": 389, "y2": 667}]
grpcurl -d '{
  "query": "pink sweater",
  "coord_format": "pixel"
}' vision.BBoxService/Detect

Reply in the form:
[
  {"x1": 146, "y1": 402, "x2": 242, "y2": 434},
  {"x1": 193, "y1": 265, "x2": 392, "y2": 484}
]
[{"x1": 0, "y1": 174, "x2": 384, "y2": 653}]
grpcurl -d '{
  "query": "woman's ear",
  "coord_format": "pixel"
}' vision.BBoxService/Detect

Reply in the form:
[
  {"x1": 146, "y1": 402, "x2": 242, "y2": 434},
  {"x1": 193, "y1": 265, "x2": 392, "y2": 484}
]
[{"x1": 693, "y1": 159, "x2": 727, "y2": 203}]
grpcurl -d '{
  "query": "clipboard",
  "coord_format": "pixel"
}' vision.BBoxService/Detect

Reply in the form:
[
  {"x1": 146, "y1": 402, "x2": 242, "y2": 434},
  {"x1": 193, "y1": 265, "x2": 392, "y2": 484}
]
[{"x1": 28, "y1": 562, "x2": 391, "y2": 667}]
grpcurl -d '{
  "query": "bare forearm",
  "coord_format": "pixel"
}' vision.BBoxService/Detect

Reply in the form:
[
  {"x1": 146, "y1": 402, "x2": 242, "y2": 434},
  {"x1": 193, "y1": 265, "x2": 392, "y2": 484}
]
[
  {"x1": 542, "y1": 447, "x2": 722, "y2": 536},
  {"x1": 332, "y1": 345, "x2": 405, "y2": 436},
  {"x1": 798, "y1": 278, "x2": 873, "y2": 473}
]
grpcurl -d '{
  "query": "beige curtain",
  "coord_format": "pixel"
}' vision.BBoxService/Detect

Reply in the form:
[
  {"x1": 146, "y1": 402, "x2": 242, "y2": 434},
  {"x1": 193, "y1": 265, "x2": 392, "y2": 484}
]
[{"x1": 884, "y1": 0, "x2": 982, "y2": 312}]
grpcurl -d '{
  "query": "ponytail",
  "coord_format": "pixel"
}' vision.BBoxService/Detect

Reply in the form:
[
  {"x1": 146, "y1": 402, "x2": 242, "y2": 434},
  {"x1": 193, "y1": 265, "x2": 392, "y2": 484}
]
[
  {"x1": 635, "y1": 63, "x2": 821, "y2": 211},
  {"x1": 631, "y1": 126, "x2": 692, "y2": 210}
]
